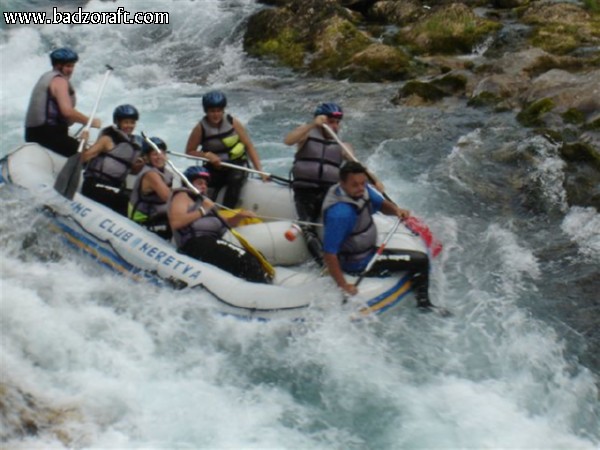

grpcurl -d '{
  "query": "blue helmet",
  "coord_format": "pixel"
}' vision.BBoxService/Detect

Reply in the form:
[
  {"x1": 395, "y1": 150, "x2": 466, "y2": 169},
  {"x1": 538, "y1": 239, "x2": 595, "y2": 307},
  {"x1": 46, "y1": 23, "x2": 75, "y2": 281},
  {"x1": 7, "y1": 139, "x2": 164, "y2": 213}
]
[
  {"x1": 142, "y1": 136, "x2": 167, "y2": 155},
  {"x1": 202, "y1": 90, "x2": 227, "y2": 111},
  {"x1": 184, "y1": 165, "x2": 211, "y2": 182},
  {"x1": 314, "y1": 102, "x2": 343, "y2": 119},
  {"x1": 113, "y1": 104, "x2": 139, "y2": 123},
  {"x1": 50, "y1": 47, "x2": 79, "y2": 65}
]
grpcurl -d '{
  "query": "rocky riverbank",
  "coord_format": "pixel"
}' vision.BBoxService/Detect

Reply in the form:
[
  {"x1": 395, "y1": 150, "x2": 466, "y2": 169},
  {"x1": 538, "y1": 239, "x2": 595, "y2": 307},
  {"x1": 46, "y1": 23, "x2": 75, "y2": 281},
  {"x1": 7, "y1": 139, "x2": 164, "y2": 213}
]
[{"x1": 244, "y1": 0, "x2": 600, "y2": 209}]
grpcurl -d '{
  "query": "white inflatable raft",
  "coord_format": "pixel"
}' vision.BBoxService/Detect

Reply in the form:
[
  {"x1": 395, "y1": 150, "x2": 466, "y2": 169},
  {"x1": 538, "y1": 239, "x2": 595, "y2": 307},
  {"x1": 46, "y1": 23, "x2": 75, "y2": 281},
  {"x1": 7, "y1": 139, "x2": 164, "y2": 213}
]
[{"x1": 0, "y1": 144, "x2": 432, "y2": 321}]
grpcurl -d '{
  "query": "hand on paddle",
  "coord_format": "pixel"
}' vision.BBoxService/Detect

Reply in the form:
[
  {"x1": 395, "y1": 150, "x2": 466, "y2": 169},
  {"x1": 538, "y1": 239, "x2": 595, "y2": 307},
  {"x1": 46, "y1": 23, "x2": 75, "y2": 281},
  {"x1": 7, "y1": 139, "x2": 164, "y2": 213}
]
[
  {"x1": 202, "y1": 151, "x2": 222, "y2": 168},
  {"x1": 394, "y1": 207, "x2": 410, "y2": 221}
]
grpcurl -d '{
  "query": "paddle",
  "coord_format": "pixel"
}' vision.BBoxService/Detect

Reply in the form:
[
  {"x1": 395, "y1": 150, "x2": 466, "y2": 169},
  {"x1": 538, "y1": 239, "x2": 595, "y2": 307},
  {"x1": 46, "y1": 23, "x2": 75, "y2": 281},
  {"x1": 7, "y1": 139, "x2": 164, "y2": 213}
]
[
  {"x1": 142, "y1": 133, "x2": 276, "y2": 280},
  {"x1": 322, "y1": 123, "x2": 443, "y2": 258},
  {"x1": 354, "y1": 218, "x2": 402, "y2": 288},
  {"x1": 54, "y1": 65, "x2": 113, "y2": 199},
  {"x1": 167, "y1": 150, "x2": 291, "y2": 185}
]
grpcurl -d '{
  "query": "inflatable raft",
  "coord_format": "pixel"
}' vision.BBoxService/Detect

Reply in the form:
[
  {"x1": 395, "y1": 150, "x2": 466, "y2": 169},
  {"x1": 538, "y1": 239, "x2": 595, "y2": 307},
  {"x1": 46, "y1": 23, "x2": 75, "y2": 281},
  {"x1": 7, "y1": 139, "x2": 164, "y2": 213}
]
[{"x1": 0, "y1": 144, "x2": 434, "y2": 321}]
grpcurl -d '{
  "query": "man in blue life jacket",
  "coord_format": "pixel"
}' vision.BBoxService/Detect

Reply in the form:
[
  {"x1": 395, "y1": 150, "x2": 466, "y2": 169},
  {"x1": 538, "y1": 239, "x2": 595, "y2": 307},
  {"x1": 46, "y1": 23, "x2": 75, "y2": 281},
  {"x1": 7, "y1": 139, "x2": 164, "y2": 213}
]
[
  {"x1": 322, "y1": 161, "x2": 434, "y2": 309},
  {"x1": 25, "y1": 48, "x2": 101, "y2": 157}
]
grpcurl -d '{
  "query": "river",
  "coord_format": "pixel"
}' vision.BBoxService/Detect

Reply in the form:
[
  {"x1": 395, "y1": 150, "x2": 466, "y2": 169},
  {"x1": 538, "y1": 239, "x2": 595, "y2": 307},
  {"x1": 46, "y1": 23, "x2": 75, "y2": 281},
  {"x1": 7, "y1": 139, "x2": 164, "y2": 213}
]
[{"x1": 1, "y1": 0, "x2": 599, "y2": 448}]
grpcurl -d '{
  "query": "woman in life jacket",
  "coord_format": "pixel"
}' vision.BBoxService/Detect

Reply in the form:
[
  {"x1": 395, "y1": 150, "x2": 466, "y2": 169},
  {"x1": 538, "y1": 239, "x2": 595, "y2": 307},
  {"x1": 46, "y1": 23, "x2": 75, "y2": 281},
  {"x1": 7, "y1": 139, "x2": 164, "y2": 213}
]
[
  {"x1": 184, "y1": 90, "x2": 269, "y2": 208},
  {"x1": 81, "y1": 104, "x2": 144, "y2": 216},
  {"x1": 168, "y1": 166, "x2": 270, "y2": 284},
  {"x1": 282, "y1": 102, "x2": 349, "y2": 267},
  {"x1": 128, "y1": 136, "x2": 174, "y2": 240}
]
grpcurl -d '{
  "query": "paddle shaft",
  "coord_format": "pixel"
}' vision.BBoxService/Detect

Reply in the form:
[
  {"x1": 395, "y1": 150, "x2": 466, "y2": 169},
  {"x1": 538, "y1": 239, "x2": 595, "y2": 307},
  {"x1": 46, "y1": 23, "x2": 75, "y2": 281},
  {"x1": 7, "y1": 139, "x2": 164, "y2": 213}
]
[
  {"x1": 321, "y1": 123, "x2": 384, "y2": 193},
  {"x1": 213, "y1": 202, "x2": 322, "y2": 227},
  {"x1": 77, "y1": 65, "x2": 113, "y2": 153},
  {"x1": 54, "y1": 65, "x2": 113, "y2": 199},
  {"x1": 167, "y1": 150, "x2": 289, "y2": 184},
  {"x1": 354, "y1": 218, "x2": 401, "y2": 287}
]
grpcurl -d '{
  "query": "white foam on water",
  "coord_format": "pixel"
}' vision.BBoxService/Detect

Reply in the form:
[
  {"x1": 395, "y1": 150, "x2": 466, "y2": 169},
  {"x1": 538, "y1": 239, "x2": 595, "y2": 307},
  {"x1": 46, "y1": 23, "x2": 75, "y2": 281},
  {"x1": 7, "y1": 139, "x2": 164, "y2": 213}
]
[{"x1": 562, "y1": 206, "x2": 600, "y2": 261}]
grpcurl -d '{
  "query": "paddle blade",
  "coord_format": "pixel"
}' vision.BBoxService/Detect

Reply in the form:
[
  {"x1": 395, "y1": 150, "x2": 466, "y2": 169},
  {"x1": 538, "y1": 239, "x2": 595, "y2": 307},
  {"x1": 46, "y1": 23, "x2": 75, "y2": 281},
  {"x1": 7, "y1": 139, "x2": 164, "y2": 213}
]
[
  {"x1": 404, "y1": 216, "x2": 443, "y2": 258},
  {"x1": 230, "y1": 228, "x2": 276, "y2": 279},
  {"x1": 54, "y1": 154, "x2": 83, "y2": 200}
]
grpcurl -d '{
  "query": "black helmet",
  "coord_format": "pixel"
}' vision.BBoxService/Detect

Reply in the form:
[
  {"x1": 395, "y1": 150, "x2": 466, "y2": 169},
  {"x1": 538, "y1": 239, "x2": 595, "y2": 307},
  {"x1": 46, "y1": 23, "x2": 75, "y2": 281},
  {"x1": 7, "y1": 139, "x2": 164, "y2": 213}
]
[
  {"x1": 184, "y1": 165, "x2": 211, "y2": 182},
  {"x1": 202, "y1": 90, "x2": 227, "y2": 112},
  {"x1": 142, "y1": 136, "x2": 167, "y2": 155},
  {"x1": 113, "y1": 104, "x2": 139, "y2": 123},
  {"x1": 314, "y1": 102, "x2": 343, "y2": 119},
  {"x1": 50, "y1": 48, "x2": 79, "y2": 65}
]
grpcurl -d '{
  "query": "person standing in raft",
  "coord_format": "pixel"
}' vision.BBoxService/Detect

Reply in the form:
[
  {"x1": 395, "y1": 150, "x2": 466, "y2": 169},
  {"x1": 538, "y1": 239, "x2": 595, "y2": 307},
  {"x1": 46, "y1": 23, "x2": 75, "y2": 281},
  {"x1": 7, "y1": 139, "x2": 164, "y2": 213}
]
[
  {"x1": 322, "y1": 162, "x2": 434, "y2": 309},
  {"x1": 25, "y1": 47, "x2": 102, "y2": 157},
  {"x1": 81, "y1": 104, "x2": 144, "y2": 216},
  {"x1": 283, "y1": 103, "x2": 361, "y2": 267},
  {"x1": 128, "y1": 137, "x2": 174, "y2": 240},
  {"x1": 168, "y1": 166, "x2": 270, "y2": 284},
  {"x1": 184, "y1": 90, "x2": 269, "y2": 208}
]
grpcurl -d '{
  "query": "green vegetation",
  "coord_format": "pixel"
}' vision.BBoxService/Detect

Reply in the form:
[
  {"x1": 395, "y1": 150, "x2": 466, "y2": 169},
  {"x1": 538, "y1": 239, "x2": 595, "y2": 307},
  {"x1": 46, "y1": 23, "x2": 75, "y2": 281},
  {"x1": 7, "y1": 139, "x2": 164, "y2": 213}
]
[
  {"x1": 254, "y1": 28, "x2": 306, "y2": 69},
  {"x1": 399, "y1": 4, "x2": 502, "y2": 54},
  {"x1": 583, "y1": 0, "x2": 599, "y2": 13},
  {"x1": 561, "y1": 108, "x2": 586, "y2": 125},
  {"x1": 516, "y1": 98, "x2": 556, "y2": 127}
]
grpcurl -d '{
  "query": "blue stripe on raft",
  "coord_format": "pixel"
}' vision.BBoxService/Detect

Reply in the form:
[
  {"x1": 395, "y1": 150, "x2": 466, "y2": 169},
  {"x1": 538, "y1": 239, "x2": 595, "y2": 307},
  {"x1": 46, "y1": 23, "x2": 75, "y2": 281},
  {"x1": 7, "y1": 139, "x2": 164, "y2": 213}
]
[
  {"x1": 358, "y1": 273, "x2": 414, "y2": 316},
  {"x1": 49, "y1": 218, "x2": 163, "y2": 286}
]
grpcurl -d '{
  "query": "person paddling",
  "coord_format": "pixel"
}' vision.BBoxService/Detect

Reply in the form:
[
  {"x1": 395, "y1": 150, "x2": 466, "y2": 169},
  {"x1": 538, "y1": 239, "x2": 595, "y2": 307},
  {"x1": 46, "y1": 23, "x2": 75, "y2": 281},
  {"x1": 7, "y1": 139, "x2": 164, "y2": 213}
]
[
  {"x1": 184, "y1": 90, "x2": 269, "y2": 208},
  {"x1": 25, "y1": 48, "x2": 101, "y2": 157},
  {"x1": 168, "y1": 166, "x2": 270, "y2": 283},
  {"x1": 322, "y1": 162, "x2": 434, "y2": 310},
  {"x1": 128, "y1": 137, "x2": 174, "y2": 239},
  {"x1": 80, "y1": 104, "x2": 143, "y2": 215},
  {"x1": 283, "y1": 103, "x2": 359, "y2": 267}
]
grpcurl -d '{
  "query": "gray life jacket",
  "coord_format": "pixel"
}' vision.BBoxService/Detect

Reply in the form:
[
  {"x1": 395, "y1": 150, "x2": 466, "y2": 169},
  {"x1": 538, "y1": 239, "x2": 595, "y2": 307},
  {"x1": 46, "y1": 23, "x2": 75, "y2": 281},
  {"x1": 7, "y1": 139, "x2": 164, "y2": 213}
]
[
  {"x1": 322, "y1": 183, "x2": 378, "y2": 265},
  {"x1": 292, "y1": 127, "x2": 343, "y2": 190},
  {"x1": 169, "y1": 188, "x2": 227, "y2": 248},
  {"x1": 199, "y1": 114, "x2": 246, "y2": 163},
  {"x1": 84, "y1": 126, "x2": 141, "y2": 187},
  {"x1": 128, "y1": 165, "x2": 174, "y2": 223},
  {"x1": 25, "y1": 70, "x2": 76, "y2": 128}
]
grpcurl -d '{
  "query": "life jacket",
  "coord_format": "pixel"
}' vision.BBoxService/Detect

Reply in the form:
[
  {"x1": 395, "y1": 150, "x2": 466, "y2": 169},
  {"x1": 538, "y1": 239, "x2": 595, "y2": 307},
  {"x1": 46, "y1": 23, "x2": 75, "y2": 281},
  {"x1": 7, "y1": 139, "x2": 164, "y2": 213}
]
[
  {"x1": 84, "y1": 126, "x2": 141, "y2": 187},
  {"x1": 25, "y1": 70, "x2": 76, "y2": 128},
  {"x1": 292, "y1": 127, "x2": 343, "y2": 190},
  {"x1": 200, "y1": 114, "x2": 246, "y2": 162},
  {"x1": 322, "y1": 183, "x2": 378, "y2": 265},
  {"x1": 128, "y1": 165, "x2": 174, "y2": 223},
  {"x1": 169, "y1": 188, "x2": 227, "y2": 248}
]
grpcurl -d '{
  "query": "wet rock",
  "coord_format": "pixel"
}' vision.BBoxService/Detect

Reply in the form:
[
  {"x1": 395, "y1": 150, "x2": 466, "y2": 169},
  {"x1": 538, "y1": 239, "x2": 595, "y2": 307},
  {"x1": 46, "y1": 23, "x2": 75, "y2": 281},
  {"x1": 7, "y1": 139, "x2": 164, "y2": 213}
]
[
  {"x1": 338, "y1": 43, "x2": 411, "y2": 81},
  {"x1": 307, "y1": 15, "x2": 373, "y2": 77},
  {"x1": 396, "y1": 3, "x2": 502, "y2": 55},
  {"x1": 522, "y1": 69, "x2": 600, "y2": 119},
  {"x1": 392, "y1": 72, "x2": 468, "y2": 104},
  {"x1": 516, "y1": 98, "x2": 557, "y2": 127},
  {"x1": 0, "y1": 381, "x2": 84, "y2": 445},
  {"x1": 368, "y1": 0, "x2": 423, "y2": 24},
  {"x1": 522, "y1": 2, "x2": 600, "y2": 55},
  {"x1": 470, "y1": 74, "x2": 523, "y2": 109}
]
